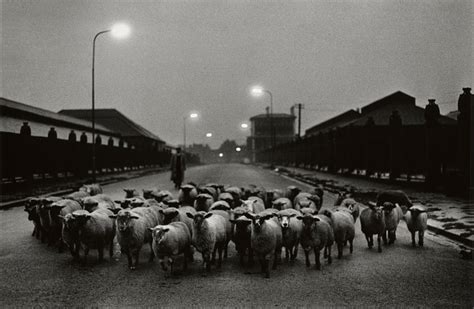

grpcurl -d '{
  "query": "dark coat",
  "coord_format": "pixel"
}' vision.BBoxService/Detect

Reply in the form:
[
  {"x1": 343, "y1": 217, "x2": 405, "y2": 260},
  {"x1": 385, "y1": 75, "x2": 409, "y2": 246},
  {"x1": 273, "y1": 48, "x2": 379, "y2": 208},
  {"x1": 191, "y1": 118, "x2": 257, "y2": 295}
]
[{"x1": 170, "y1": 153, "x2": 186, "y2": 183}]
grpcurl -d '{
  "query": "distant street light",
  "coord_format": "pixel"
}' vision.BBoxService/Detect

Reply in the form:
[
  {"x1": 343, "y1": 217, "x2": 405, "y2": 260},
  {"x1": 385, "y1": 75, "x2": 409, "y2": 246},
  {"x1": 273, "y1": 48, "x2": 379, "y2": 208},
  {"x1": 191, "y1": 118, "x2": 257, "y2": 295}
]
[
  {"x1": 236, "y1": 147, "x2": 242, "y2": 152},
  {"x1": 92, "y1": 22, "x2": 130, "y2": 182},
  {"x1": 240, "y1": 123, "x2": 249, "y2": 129},
  {"x1": 206, "y1": 132, "x2": 213, "y2": 138},
  {"x1": 219, "y1": 153, "x2": 224, "y2": 158},
  {"x1": 183, "y1": 112, "x2": 199, "y2": 152},
  {"x1": 250, "y1": 85, "x2": 274, "y2": 167}
]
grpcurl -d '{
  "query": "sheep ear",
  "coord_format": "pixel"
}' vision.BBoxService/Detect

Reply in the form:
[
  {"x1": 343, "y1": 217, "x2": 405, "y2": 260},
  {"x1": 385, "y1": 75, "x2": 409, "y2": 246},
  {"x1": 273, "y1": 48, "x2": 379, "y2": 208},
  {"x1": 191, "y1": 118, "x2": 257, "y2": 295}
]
[
  {"x1": 186, "y1": 212, "x2": 194, "y2": 219},
  {"x1": 204, "y1": 213, "x2": 213, "y2": 219},
  {"x1": 109, "y1": 214, "x2": 117, "y2": 219},
  {"x1": 243, "y1": 212, "x2": 254, "y2": 220},
  {"x1": 159, "y1": 209, "x2": 165, "y2": 214},
  {"x1": 115, "y1": 200, "x2": 123, "y2": 204},
  {"x1": 289, "y1": 213, "x2": 297, "y2": 218},
  {"x1": 130, "y1": 215, "x2": 139, "y2": 219},
  {"x1": 229, "y1": 219, "x2": 236, "y2": 224},
  {"x1": 368, "y1": 201, "x2": 377, "y2": 209},
  {"x1": 296, "y1": 216, "x2": 303, "y2": 220}
]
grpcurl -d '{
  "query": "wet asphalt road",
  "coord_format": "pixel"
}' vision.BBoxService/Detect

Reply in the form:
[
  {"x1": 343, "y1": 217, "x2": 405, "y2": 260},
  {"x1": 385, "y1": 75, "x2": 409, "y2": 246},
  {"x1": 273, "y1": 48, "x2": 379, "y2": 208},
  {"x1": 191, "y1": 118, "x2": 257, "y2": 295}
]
[{"x1": 0, "y1": 164, "x2": 472, "y2": 307}]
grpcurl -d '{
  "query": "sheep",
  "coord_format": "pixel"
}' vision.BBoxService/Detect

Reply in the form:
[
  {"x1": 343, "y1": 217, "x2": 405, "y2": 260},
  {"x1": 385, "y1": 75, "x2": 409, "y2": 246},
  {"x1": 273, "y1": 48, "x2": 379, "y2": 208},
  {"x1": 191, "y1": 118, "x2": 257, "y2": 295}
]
[
  {"x1": 321, "y1": 209, "x2": 355, "y2": 259},
  {"x1": 160, "y1": 206, "x2": 196, "y2": 237},
  {"x1": 24, "y1": 197, "x2": 42, "y2": 239},
  {"x1": 272, "y1": 197, "x2": 293, "y2": 211},
  {"x1": 198, "y1": 185, "x2": 219, "y2": 201},
  {"x1": 178, "y1": 184, "x2": 198, "y2": 206},
  {"x1": 209, "y1": 209, "x2": 233, "y2": 258},
  {"x1": 163, "y1": 199, "x2": 181, "y2": 209},
  {"x1": 294, "y1": 192, "x2": 321, "y2": 213},
  {"x1": 218, "y1": 192, "x2": 235, "y2": 209},
  {"x1": 334, "y1": 191, "x2": 351, "y2": 206},
  {"x1": 404, "y1": 205, "x2": 428, "y2": 247},
  {"x1": 243, "y1": 212, "x2": 283, "y2": 278},
  {"x1": 224, "y1": 186, "x2": 243, "y2": 207},
  {"x1": 296, "y1": 214, "x2": 334, "y2": 270},
  {"x1": 64, "y1": 191, "x2": 90, "y2": 202},
  {"x1": 49, "y1": 199, "x2": 82, "y2": 251},
  {"x1": 277, "y1": 209, "x2": 303, "y2": 262},
  {"x1": 124, "y1": 188, "x2": 140, "y2": 198},
  {"x1": 38, "y1": 196, "x2": 62, "y2": 245},
  {"x1": 150, "y1": 222, "x2": 193, "y2": 274},
  {"x1": 241, "y1": 196, "x2": 265, "y2": 214},
  {"x1": 60, "y1": 210, "x2": 88, "y2": 259},
  {"x1": 186, "y1": 211, "x2": 229, "y2": 272},
  {"x1": 80, "y1": 184, "x2": 103, "y2": 196},
  {"x1": 376, "y1": 190, "x2": 413, "y2": 212},
  {"x1": 194, "y1": 193, "x2": 215, "y2": 212},
  {"x1": 285, "y1": 185, "x2": 301, "y2": 202},
  {"x1": 209, "y1": 200, "x2": 232, "y2": 212},
  {"x1": 265, "y1": 189, "x2": 284, "y2": 208},
  {"x1": 110, "y1": 207, "x2": 159, "y2": 269},
  {"x1": 71, "y1": 208, "x2": 115, "y2": 263},
  {"x1": 242, "y1": 185, "x2": 267, "y2": 204},
  {"x1": 300, "y1": 207, "x2": 317, "y2": 216},
  {"x1": 382, "y1": 202, "x2": 403, "y2": 245},
  {"x1": 336, "y1": 198, "x2": 360, "y2": 223},
  {"x1": 82, "y1": 194, "x2": 115, "y2": 212},
  {"x1": 114, "y1": 196, "x2": 146, "y2": 210},
  {"x1": 143, "y1": 189, "x2": 160, "y2": 200},
  {"x1": 154, "y1": 190, "x2": 174, "y2": 204},
  {"x1": 229, "y1": 216, "x2": 253, "y2": 266},
  {"x1": 360, "y1": 203, "x2": 385, "y2": 252},
  {"x1": 311, "y1": 185, "x2": 324, "y2": 206}
]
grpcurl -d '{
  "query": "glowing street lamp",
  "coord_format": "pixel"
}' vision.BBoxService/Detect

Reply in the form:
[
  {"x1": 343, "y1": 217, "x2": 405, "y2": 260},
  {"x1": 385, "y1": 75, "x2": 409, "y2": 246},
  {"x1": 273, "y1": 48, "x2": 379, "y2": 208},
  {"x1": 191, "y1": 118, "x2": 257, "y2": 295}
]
[
  {"x1": 240, "y1": 123, "x2": 249, "y2": 129},
  {"x1": 219, "y1": 153, "x2": 224, "y2": 158},
  {"x1": 206, "y1": 132, "x2": 213, "y2": 138},
  {"x1": 183, "y1": 112, "x2": 199, "y2": 152},
  {"x1": 91, "y1": 22, "x2": 130, "y2": 182},
  {"x1": 236, "y1": 147, "x2": 242, "y2": 152}
]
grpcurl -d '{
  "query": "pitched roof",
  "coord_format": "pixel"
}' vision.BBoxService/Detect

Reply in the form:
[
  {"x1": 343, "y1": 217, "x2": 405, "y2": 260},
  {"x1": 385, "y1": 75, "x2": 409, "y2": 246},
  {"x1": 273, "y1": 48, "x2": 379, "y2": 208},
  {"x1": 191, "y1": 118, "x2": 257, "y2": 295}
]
[
  {"x1": 305, "y1": 109, "x2": 361, "y2": 135},
  {"x1": 0, "y1": 97, "x2": 116, "y2": 135},
  {"x1": 58, "y1": 108, "x2": 164, "y2": 142},
  {"x1": 346, "y1": 92, "x2": 456, "y2": 126},
  {"x1": 250, "y1": 113, "x2": 296, "y2": 120}
]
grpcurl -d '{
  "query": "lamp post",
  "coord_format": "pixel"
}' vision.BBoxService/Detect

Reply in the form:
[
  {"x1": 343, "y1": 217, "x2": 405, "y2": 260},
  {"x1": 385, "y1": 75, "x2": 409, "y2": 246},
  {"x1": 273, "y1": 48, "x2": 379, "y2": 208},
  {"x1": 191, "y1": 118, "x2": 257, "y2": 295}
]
[
  {"x1": 251, "y1": 86, "x2": 274, "y2": 167},
  {"x1": 91, "y1": 23, "x2": 130, "y2": 182},
  {"x1": 183, "y1": 113, "x2": 198, "y2": 152}
]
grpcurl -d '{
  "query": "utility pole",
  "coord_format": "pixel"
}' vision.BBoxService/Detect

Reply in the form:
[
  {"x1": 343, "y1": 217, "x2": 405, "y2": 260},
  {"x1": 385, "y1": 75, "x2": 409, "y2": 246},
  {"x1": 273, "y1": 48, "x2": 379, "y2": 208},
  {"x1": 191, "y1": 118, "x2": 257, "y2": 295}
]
[{"x1": 294, "y1": 103, "x2": 304, "y2": 138}]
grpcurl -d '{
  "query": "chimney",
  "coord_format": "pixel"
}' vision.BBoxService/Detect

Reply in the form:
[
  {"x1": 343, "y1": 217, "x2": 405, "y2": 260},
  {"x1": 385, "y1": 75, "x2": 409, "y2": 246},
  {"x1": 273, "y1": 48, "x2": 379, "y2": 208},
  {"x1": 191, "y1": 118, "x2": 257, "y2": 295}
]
[
  {"x1": 428, "y1": 99, "x2": 436, "y2": 104},
  {"x1": 463, "y1": 87, "x2": 471, "y2": 94}
]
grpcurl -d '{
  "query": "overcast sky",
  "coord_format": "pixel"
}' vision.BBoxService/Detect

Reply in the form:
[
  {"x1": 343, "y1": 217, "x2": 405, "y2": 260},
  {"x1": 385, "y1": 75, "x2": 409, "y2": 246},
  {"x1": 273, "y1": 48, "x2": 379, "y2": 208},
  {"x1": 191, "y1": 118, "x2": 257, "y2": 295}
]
[{"x1": 2, "y1": 0, "x2": 472, "y2": 149}]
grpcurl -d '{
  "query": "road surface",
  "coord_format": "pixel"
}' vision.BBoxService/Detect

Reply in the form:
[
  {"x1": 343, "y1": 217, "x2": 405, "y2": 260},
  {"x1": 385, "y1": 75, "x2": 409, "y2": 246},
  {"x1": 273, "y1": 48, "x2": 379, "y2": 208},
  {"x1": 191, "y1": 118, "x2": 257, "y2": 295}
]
[{"x1": 0, "y1": 164, "x2": 472, "y2": 307}]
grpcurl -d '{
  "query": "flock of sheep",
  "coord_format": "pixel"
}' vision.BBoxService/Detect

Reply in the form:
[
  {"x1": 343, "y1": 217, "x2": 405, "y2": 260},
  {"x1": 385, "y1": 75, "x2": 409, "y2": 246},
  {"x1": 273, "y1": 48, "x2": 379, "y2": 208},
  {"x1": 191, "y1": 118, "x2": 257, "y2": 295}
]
[{"x1": 24, "y1": 183, "x2": 428, "y2": 278}]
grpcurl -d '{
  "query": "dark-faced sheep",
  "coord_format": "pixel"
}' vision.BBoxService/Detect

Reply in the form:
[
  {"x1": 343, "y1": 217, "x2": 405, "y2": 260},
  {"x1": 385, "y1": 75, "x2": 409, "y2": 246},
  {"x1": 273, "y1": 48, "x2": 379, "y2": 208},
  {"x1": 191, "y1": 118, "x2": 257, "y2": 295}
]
[
  {"x1": 297, "y1": 214, "x2": 334, "y2": 270},
  {"x1": 360, "y1": 203, "x2": 385, "y2": 252},
  {"x1": 272, "y1": 197, "x2": 293, "y2": 211},
  {"x1": 178, "y1": 184, "x2": 198, "y2": 206},
  {"x1": 24, "y1": 197, "x2": 42, "y2": 240},
  {"x1": 194, "y1": 193, "x2": 215, "y2": 212},
  {"x1": 382, "y1": 202, "x2": 403, "y2": 245},
  {"x1": 229, "y1": 216, "x2": 253, "y2": 266},
  {"x1": 376, "y1": 190, "x2": 413, "y2": 212}
]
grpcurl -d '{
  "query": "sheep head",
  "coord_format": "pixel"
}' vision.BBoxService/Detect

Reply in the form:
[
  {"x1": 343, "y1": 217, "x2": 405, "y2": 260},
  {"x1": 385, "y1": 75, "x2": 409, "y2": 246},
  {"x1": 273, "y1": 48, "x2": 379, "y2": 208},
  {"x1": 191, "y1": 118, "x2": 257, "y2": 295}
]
[
  {"x1": 187, "y1": 211, "x2": 212, "y2": 228},
  {"x1": 278, "y1": 214, "x2": 297, "y2": 229},
  {"x1": 112, "y1": 209, "x2": 139, "y2": 232},
  {"x1": 160, "y1": 207, "x2": 180, "y2": 224},
  {"x1": 149, "y1": 225, "x2": 170, "y2": 245}
]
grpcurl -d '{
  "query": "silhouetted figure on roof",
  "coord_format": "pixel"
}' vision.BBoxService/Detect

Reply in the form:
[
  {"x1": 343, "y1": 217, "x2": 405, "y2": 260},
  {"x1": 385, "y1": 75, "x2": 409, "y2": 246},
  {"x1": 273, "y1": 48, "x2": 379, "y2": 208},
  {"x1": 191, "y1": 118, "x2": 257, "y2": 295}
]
[
  {"x1": 80, "y1": 132, "x2": 87, "y2": 143},
  {"x1": 48, "y1": 127, "x2": 57, "y2": 139},
  {"x1": 68, "y1": 130, "x2": 77, "y2": 142},
  {"x1": 108, "y1": 137, "x2": 114, "y2": 147},
  {"x1": 20, "y1": 122, "x2": 31, "y2": 136},
  {"x1": 424, "y1": 99, "x2": 440, "y2": 126},
  {"x1": 95, "y1": 135, "x2": 102, "y2": 145}
]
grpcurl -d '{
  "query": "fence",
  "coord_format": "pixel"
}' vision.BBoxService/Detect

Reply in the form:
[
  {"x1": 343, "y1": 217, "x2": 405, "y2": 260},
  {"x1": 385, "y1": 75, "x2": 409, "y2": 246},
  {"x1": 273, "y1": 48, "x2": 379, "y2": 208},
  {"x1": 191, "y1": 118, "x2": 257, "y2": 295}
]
[
  {"x1": 257, "y1": 123, "x2": 461, "y2": 190},
  {"x1": 0, "y1": 132, "x2": 172, "y2": 182}
]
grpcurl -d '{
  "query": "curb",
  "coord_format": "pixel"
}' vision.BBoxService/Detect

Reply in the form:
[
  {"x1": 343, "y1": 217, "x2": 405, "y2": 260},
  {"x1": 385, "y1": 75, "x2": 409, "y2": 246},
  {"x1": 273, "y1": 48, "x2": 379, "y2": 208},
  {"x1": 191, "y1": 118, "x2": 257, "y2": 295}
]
[
  {"x1": 0, "y1": 168, "x2": 167, "y2": 210},
  {"x1": 273, "y1": 169, "x2": 474, "y2": 249}
]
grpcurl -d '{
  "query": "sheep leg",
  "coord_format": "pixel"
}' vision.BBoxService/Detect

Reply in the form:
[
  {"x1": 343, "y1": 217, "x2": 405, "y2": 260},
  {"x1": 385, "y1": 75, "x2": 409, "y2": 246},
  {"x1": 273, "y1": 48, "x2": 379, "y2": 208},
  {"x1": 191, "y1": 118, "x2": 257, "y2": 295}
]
[
  {"x1": 304, "y1": 250, "x2": 311, "y2": 267},
  {"x1": 411, "y1": 232, "x2": 416, "y2": 247},
  {"x1": 211, "y1": 247, "x2": 217, "y2": 265},
  {"x1": 418, "y1": 231, "x2": 424, "y2": 247},
  {"x1": 272, "y1": 249, "x2": 279, "y2": 270},
  {"x1": 58, "y1": 239, "x2": 64, "y2": 253},
  {"x1": 217, "y1": 246, "x2": 223, "y2": 269},
  {"x1": 327, "y1": 245, "x2": 332, "y2": 264},
  {"x1": 169, "y1": 258, "x2": 174, "y2": 274},
  {"x1": 366, "y1": 234, "x2": 373, "y2": 249},
  {"x1": 98, "y1": 246, "x2": 104, "y2": 262},
  {"x1": 382, "y1": 231, "x2": 388, "y2": 245},
  {"x1": 377, "y1": 234, "x2": 382, "y2": 253},
  {"x1": 314, "y1": 248, "x2": 321, "y2": 270},
  {"x1": 109, "y1": 241, "x2": 114, "y2": 260},
  {"x1": 388, "y1": 230, "x2": 395, "y2": 245},
  {"x1": 285, "y1": 248, "x2": 290, "y2": 263},
  {"x1": 291, "y1": 242, "x2": 299, "y2": 260},
  {"x1": 248, "y1": 247, "x2": 254, "y2": 266},
  {"x1": 349, "y1": 240, "x2": 353, "y2": 254},
  {"x1": 127, "y1": 252, "x2": 133, "y2": 269},
  {"x1": 204, "y1": 253, "x2": 211, "y2": 272},
  {"x1": 224, "y1": 245, "x2": 228, "y2": 259},
  {"x1": 264, "y1": 258, "x2": 270, "y2": 278},
  {"x1": 160, "y1": 259, "x2": 168, "y2": 271},
  {"x1": 337, "y1": 242, "x2": 343, "y2": 259},
  {"x1": 83, "y1": 247, "x2": 89, "y2": 265},
  {"x1": 148, "y1": 243, "x2": 155, "y2": 262},
  {"x1": 133, "y1": 251, "x2": 140, "y2": 269}
]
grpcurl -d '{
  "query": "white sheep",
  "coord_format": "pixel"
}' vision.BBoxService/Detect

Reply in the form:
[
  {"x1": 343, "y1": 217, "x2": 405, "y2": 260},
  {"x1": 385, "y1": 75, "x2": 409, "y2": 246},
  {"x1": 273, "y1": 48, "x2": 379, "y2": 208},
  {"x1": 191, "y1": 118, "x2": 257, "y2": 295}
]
[
  {"x1": 71, "y1": 208, "x2": 116, "y2": 263},
  {"x1": 49, "y1": 199, "x2": 82, "y2": 251},
  {"x1": 241, "y1": 196, "x2": 265, "y2": 214},
  {"x1": 224, "y1": 186, "x2": 244, "y2": 207},
  {"x1": 404, "y1": 205, "x2": 428, "y2": 247},
  {"x1": 277, "y1": 208, "x2": 303, "y2": 262},
  {"x1": 322, "y1": 208, "x2": 355, "y2": 259},
  {"x1": 243, "y1": 212, "x2": 283, "y2": 278},
  {"x1": 186, "y1": 211, "x2": 229, "y2": 272},
  {"x1": 296, "y1": 214, "x2": 334, "y2": 270},
  {"x1": 79, "y1": 184, "x2": 103, "y2": 196},
  {"x1": 150, "y1": 222, "x2": 193, "y2": 274},
  {"x1": 360, "y1": 203, "x2": 385, "y2": 253},
  {"x1": 160, "y1": 206, "x2": 196, "y2": 237},
  {"x1": 294, "y1": 192, "x2": 321, "y2": 213},
  {"x1": 82, "y1": 194, "x2": 115, "y2": 212},
  {"x1": 336, "y1": 198, "x2": 360, "y2": 223},
  {"x1": 110, "y1": 207, "x2": 159, "y2": 270},
  {"x1": 382, "y1": 202, "x2": 403, "y2": 245},
  {"x1": 218, "y1": 192, "x2": 235, "y2": 209}
]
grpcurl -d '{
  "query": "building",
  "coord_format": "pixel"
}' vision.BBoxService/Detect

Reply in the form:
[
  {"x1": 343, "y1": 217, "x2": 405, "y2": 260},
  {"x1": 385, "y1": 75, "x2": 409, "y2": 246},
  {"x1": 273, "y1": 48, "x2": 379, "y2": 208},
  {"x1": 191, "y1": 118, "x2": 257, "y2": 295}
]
[
  {"x1": 305, "y1": 109, "x2": 361, "y2": 137},
  {"x1": 247, "y1": 112, "x2": 296, "y2": 162},
  {"x1": 0, "y1": 98, "x2": 122, "y2": 144},
  {"x1": 58, "y1": 108, "x2": 166, "y2": 151}
]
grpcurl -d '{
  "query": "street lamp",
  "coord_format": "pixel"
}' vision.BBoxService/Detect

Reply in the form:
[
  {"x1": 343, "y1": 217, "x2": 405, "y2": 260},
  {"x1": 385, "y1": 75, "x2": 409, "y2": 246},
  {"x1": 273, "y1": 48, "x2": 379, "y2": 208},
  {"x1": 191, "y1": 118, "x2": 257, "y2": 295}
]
[
  {"x1": 250, "y1": 85, "x2": 274, "y2": 167},
  {"x1": 183, "y1": 112, "x2": 198, "y2": 152},
  {"x1": 240, "y1": 123, "x2": 249, "y2": 129},
  {"x1": 206, "y1": 132, "x2": 213, "y2": 138},
  {"x1": 91, "y1": 23, "x2": 130, "y2": 182}
]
